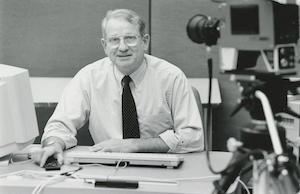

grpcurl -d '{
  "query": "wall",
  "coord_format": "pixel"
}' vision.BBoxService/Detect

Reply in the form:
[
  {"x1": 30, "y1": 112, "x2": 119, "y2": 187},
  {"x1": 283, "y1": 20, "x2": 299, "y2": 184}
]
[
  {"x1": 2, "y1": 0, "x2": 289, "y2": 151},
  {"x1": 0, "y1": 0, "x2": 150, "y2": 77}
]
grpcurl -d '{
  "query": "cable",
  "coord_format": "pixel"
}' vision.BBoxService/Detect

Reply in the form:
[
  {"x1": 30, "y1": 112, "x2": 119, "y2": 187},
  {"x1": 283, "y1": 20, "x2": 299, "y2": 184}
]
[
  {"x1": 236, "y1": 177, "x2": 251, "y2": 194},
  {"x1": 31, "y1": 166, "x2": 83, "y2": 194},
  {"x1": 171, "y1": 175, "x2": 220, "y2": 181},
  {"x1": 0, "y1": 170, "x2": 58, "y2": 179},
  {"x1": 0, "y1": 165, "x2": 82, "y2": 180},
  {"x1": 203, "y1": 47, "x2": 266, "y2": 177},
  {"x1": 60, "y1": 165, "x2": 83, "y2": 177},
  {"x1": 0, "y1": 170, "x2": 66, "y2": 194},
  {"x1": 71, "y1": 160, "x2": 129, "y2": 184},
  {"x1": 204, "y1": 46, "x2": 223, "y2": 175},
  {"x1": 10, "y1": 153, "x2": 33, "y2": 165},
  {"x1": 212, "y1": 176, "x2": 251, "y2": 194},
  {"x1": 71, "y1": 162, "x2": 128, "y2": 169},
  {"x1": 31, "y1": 174, "x2": 66, "y2": 194},
  {"x1": 105, "y1": 159, "x2": 127, "y2": 181},
  {"x1": 75, "y1": 173, "x2": 180, "y2": 186}
]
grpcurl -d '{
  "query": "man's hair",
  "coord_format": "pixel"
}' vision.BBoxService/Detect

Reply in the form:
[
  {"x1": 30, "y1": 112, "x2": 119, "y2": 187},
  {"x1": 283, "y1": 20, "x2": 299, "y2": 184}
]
[{"x1": 101, "y1": 9, "x2": 146, "y2": 38}]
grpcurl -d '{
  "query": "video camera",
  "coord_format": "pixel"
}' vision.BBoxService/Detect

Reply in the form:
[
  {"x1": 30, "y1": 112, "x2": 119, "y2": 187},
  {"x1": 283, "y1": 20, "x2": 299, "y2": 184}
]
[
  {"x1": 187, "y1": 1, "x2": 300, "y2": 193},
  {"x1": 187, "y1": 0, "x2": 299, "y2": 75}
]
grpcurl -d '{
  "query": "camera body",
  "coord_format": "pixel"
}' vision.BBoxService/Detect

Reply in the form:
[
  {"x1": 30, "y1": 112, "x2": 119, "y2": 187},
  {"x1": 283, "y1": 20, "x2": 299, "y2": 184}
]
[
  {"x1": 220, "y1": 0, "x2": 299, "y2": 74},
  {"x1": 187, "y1": 0, "x2": 299, "y2": 75},
  {"x1": 220, "y1": 0, "x2": 298, "y2": 50}
]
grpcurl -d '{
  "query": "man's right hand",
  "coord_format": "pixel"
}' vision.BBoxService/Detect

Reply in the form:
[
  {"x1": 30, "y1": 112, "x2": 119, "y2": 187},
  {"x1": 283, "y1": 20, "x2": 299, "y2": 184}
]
[{"x1": 30, "y1": 144, "x2": 64, "y2": 167}]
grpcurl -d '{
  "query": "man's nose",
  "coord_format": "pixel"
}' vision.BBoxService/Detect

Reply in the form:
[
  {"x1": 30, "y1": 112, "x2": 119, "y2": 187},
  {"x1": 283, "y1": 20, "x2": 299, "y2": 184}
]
[{"x1": 118, "y1": 39, "x2": 129, "y2": 51}]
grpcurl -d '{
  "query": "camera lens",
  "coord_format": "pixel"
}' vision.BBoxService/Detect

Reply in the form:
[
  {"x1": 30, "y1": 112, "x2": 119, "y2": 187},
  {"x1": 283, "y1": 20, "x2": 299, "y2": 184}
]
[
  {"x1": 187, "y1": 14, "x2": 220, "y2": 46},
  {"x1": 187, "y1": 14, "x2": 208, "y2": 44}
]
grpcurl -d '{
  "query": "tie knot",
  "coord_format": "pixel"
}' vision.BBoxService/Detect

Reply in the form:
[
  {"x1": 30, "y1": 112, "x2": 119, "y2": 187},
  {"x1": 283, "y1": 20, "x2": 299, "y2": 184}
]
[{"x1": 122, "y1": 75, "x2": 132, "y2": 85}]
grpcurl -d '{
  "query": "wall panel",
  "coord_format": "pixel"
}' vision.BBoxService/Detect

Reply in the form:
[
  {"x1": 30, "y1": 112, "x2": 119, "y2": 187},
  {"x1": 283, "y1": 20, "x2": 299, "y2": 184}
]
[
  {"x1": 0, "y1": 0, "x2": 150, "y2": 77},
  {"x1": 151, "y1": 0, "x2": 222, "y2": 78}
]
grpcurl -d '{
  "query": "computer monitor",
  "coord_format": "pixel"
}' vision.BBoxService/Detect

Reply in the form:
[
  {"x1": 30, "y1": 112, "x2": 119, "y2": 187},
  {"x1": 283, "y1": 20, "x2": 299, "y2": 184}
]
[{"x1": 0, "y1": 64, "x2": 39, "y2": 165}]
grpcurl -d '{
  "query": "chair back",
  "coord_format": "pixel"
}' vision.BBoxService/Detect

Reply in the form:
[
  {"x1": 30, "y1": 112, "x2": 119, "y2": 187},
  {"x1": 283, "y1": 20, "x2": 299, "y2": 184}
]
[
  {"x1": 191, "y1": 86, "x2": 205, "y2": 127},
  {"x1": 191, "y1": 86, "x2": 206, "y2": 150}
]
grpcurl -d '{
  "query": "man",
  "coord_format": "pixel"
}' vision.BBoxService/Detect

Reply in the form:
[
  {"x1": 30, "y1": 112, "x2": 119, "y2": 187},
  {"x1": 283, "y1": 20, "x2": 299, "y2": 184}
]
[{"x1": 33, "y1": 9, "x2": 204, "y2": 167}]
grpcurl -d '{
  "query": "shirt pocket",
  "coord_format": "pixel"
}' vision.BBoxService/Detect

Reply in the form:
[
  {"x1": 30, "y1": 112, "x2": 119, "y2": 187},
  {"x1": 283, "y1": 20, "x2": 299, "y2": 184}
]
[{"x1": 139, "y1": 113, "x2": 173, "y2": 138}]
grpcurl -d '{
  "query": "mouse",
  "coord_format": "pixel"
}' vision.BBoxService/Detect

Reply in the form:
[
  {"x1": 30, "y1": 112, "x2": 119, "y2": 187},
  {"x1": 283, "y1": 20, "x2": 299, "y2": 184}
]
[{"x1": 43, "y1": 155, "x2": 61, "y2": 171}]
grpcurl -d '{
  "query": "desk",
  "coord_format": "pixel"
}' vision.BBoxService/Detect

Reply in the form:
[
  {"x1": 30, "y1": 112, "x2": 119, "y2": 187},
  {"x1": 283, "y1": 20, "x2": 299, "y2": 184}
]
[
  {"x1": 0, "y1": 145, "x2": 233, "y2": 194},
  {"x1": 30, "y1": 77, "x2": 71, "y2": 107},
  {"x1": 188, "y1": 78, "x2": 221, "y2": 108}
]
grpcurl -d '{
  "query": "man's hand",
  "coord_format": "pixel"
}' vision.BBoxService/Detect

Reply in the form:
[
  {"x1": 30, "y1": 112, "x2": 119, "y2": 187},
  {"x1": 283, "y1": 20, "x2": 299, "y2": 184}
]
[
  {"x1": 30, "y1": 144, "x2": 64, "y2": 167},
  {"x1": 88, "y1": 138, "x2": 169, "y2": 153}
]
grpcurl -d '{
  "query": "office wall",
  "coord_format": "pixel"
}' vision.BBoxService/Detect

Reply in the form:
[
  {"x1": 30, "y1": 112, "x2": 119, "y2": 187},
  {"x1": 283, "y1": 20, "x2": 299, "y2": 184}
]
[{"x1": 0, "y1": 0, "x2": 150, "y2": 77}]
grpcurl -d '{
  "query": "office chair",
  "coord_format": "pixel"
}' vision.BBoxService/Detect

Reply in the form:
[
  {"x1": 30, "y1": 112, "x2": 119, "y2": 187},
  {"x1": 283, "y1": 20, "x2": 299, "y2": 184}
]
[
  {"x1": 191, "y1": 86, "x2": 205, "y2": 126},
  {"x1": 191, "y1": 86, "x2": 206, "y2": 150}
]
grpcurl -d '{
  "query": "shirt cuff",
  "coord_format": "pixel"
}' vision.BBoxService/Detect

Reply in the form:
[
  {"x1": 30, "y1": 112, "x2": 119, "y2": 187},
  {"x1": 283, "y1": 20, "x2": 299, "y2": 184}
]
[
  {"x1": 159, "y1": 129, "x2": 204, "y2": 153},
  {"x1": 41, "y1": 131, "x2": 77, "y2": 150},
  {"x1": 159, "y1": 130, "x2": 188, "y2": 153},
  {"x1": 42, "y1": 136, "x2": 65, "y2": 150}
]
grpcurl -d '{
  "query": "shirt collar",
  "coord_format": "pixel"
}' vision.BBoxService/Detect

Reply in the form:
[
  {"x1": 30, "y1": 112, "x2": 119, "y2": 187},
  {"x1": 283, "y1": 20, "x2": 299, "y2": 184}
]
[{"x1": 113, "y1": 58, "x2": 147, "y2": 88}]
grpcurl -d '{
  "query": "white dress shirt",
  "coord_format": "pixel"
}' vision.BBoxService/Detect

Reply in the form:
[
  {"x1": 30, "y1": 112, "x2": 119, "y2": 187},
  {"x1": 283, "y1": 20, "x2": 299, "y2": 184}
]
[{"x1": 42, "y1": 54, "x2": 204, "y2": 153}]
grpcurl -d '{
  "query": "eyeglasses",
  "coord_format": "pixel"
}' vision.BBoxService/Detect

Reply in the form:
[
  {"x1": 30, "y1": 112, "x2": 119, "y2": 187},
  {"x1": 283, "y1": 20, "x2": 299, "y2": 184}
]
[{"x1": 105, "y1": 35, "x2": 142, "y2": 48}]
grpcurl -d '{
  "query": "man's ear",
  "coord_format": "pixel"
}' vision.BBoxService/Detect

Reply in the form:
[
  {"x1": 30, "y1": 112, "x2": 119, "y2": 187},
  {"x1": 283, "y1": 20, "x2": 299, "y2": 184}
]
[
  {"x1": 142, "y1": 34, "x2": 150, "y2": 51},
  {"x1": 101, "y1": 38, "x2": 107, "y2": 51},
  {"x1": 101, "y1": 38, "x2": 109, "y2": 55}
]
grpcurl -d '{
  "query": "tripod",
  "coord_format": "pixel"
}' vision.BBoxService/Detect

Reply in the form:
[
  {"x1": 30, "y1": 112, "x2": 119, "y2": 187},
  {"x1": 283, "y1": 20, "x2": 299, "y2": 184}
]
[{"x1": 213, "y1": 73, "x2": 300, "y2": 194}]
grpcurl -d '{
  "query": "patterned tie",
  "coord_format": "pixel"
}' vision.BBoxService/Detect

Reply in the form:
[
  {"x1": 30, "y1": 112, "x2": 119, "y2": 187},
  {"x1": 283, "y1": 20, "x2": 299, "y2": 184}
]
[{"x1": 122, "y1": 76, "x2": 140, "y2": 139}]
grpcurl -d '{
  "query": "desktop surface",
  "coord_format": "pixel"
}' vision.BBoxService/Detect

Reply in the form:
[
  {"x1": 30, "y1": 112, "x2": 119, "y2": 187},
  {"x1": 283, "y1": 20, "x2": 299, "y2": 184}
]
[{"x1": 0, "y1": 145, "x2": 233, "y2": 194}]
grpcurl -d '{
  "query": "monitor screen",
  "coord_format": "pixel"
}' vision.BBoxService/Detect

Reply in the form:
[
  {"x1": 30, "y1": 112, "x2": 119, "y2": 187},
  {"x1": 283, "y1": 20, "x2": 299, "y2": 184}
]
[
  {"x1": 0, "y1": 64, "x2": 39, "y2": 164},
  {"x1": 230, "y1": 5, "x2": 259, "y2": 35}
]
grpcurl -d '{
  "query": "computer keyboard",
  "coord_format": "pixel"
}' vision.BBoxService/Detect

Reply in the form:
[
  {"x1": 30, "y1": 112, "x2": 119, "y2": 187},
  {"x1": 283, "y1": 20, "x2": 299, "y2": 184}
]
[{"x1": 65, "y1": 151, "x2": 184, "y2": 168}]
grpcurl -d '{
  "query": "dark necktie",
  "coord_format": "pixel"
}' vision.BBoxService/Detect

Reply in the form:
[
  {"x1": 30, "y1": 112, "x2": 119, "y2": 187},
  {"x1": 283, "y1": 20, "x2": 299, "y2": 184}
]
[{"x1": 122, "y1": 76, "x2": 140, "y2": 139}]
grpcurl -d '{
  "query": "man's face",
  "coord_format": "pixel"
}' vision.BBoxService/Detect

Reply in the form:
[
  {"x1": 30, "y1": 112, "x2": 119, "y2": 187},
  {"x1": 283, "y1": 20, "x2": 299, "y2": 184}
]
[{"x1": 101, "y1": 18, "x2": 149, "y2": 75}]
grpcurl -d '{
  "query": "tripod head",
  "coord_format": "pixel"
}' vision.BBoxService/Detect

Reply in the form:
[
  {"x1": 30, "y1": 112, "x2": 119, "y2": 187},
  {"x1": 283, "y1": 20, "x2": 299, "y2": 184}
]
[{"x1": 230, "y1": 72, "x2": 290, "y2": 120}]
